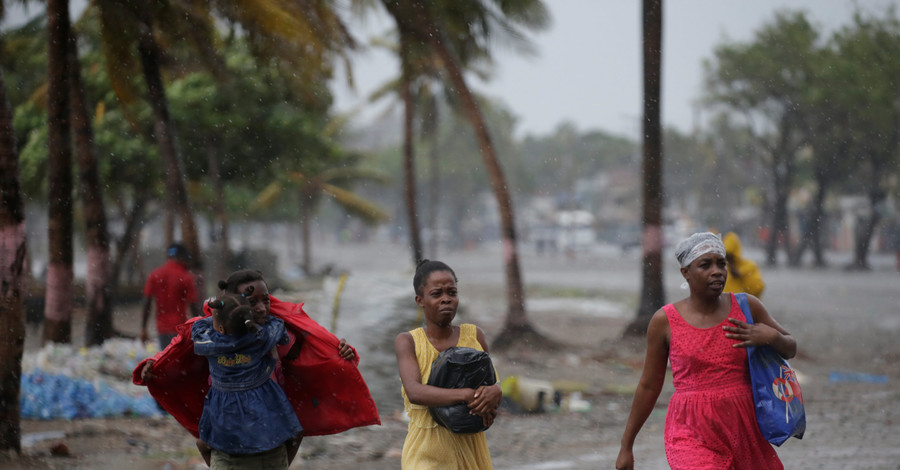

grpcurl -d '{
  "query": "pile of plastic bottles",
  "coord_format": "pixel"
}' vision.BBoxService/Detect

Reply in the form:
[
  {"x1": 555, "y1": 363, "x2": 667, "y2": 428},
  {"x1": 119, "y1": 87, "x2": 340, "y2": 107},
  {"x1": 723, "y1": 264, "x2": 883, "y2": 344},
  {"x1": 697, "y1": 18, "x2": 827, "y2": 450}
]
[{"x1": 20, "y1": 339, "x2": 162, "y2": 419}]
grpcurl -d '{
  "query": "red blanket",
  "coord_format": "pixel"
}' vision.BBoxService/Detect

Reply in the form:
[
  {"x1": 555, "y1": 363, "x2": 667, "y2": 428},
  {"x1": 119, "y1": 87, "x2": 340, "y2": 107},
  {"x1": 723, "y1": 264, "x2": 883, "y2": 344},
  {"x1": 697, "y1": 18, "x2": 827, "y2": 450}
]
[{"x1": 132, "y1": 297, "x2": 381, "y2": 437}]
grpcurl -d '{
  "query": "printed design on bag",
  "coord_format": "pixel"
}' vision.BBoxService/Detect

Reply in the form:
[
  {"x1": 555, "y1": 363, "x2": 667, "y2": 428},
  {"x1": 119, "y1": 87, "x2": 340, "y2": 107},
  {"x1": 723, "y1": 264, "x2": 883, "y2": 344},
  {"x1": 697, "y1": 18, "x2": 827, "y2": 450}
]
[{"x1": 771, "y1": 364, "x2": 803, "y2": 423}]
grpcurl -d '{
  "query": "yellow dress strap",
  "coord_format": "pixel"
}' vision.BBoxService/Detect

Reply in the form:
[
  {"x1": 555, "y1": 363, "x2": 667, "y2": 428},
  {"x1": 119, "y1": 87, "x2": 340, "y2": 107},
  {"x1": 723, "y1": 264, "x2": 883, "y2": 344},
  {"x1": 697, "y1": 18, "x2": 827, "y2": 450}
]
[{"x1": 458, "y1": 324, "x2": 482, "y2": 350}]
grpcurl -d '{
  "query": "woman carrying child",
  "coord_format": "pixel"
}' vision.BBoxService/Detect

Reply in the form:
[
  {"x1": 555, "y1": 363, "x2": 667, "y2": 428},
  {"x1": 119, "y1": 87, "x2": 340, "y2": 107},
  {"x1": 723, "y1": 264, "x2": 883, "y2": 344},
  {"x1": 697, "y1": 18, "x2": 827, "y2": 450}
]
[{"x1": 194, "y1": 294, "x2": 301, "y2": 468}]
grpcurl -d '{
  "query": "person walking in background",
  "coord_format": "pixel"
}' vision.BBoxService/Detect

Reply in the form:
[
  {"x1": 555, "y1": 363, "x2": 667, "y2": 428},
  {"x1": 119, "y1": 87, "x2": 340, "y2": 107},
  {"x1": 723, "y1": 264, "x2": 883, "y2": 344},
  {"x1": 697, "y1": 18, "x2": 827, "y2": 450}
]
[
  {"x1": 395, "y1": 260, "x2": 502, "y2": 469},
  {"x1": 723, "y1": 231, "x2": 766, "y2": 298},
  {"x1": 193, "y1": 294, "x2": 301, "y2": 469},
  {"x1": 615, "y1": 232, "x2": 795, "y2": 470},
  {"x1": 141, "y1": 243, "x2": 200, "y2": 349}
]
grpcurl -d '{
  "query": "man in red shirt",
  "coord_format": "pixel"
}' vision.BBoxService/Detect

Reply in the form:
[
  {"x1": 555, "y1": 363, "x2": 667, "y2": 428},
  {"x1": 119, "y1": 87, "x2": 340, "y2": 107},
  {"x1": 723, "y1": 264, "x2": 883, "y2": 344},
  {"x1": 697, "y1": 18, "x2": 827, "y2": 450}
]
[{"x1": 140, "y1": 243, "x2": 200, "y2": 349}]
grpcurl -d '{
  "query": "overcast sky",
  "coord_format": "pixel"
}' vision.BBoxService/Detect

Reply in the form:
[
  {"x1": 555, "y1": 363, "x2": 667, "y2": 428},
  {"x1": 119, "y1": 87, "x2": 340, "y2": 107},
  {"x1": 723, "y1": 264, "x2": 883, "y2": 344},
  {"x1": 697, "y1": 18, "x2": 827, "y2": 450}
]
[
  {"x1": 332, "y1": 0, "x2": 900, "y2": 139},
  {"x1": 4, "y1": 1, "x2": 898, "y2": 139}
]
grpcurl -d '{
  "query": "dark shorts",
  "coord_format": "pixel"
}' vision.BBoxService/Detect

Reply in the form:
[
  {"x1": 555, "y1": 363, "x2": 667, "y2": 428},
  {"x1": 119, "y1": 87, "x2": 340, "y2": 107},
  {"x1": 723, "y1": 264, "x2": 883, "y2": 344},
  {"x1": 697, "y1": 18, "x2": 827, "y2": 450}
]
[{"x1": 210, "y1": 444, "x2": 287, "y2": 470}]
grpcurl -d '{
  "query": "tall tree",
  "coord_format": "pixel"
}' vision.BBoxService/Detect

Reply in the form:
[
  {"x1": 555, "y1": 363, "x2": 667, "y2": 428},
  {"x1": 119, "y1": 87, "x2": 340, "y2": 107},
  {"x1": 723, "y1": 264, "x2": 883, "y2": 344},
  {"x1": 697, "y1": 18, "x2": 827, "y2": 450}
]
[
  {"x1": 133, "y1": 1, "x2": 203, "y2": 281},
  {"x1": 832, "y1": 11, "x2": 900, "y2": 270},
  {"x1": 44, "y1": 0, "x2": 75, "y2": 344},
  {"x1": 704, "y1": 12, "x2": 818, "y2": 266},
  {"x1": 0, "y1": 60, "x2": 28, "y2": 453},
  {"x1": 625, "y1": 0, "x2": 664, "y2": 336},
  {"x1": 789, "y1": 45, "x2": 850, "y2": 268},
  {"x1": 94, "y1": 0, "x2": 357, "y2": 287},
  {"x1": 97, "y1": 0, "x2": 203, "y2": 291},
  {"x1": 379, "y1": 0, "x2": 549, "y2": 349},
  {"x1": 368, "y1": 28, "x2": 448, "y2": 264},
  {"x1": 68, "y1": 26, "x2": 113, "y2": 345},
  {"x1": 399, "y1": 31, "x2": 424, "y2": 264}
]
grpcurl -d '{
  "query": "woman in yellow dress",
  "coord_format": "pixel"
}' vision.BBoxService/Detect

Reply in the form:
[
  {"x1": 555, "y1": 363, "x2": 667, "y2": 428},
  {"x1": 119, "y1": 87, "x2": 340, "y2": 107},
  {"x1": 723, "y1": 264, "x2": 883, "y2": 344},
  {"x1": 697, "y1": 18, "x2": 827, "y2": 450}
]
[{"x1": 394, "y1": 260, "x2": 502, "y2": 469}]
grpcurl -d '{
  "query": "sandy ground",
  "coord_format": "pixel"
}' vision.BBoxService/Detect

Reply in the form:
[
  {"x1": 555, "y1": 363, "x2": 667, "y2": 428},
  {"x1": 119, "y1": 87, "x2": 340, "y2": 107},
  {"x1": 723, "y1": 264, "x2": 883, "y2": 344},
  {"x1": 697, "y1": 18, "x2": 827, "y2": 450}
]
[{"x1": 5, "y1": 240, "x2": 900, "y2": 469}]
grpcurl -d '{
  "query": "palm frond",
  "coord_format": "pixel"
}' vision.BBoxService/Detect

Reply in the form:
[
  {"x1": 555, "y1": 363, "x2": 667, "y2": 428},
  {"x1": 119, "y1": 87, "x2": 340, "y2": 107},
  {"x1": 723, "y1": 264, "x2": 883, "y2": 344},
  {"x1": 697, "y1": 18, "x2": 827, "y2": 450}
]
[
  {"x1": 251, "y1": 181, "x2": 285, "y2": 209},
  {"x1": 320, "y1": 183, "x2": 390, "y2": 224},
  {"x1": 97, "y1": 0, "x2": 142, "y2": 123},
  {"x1": 318, "y1": 166, "x2": 392, "y2": 185}
]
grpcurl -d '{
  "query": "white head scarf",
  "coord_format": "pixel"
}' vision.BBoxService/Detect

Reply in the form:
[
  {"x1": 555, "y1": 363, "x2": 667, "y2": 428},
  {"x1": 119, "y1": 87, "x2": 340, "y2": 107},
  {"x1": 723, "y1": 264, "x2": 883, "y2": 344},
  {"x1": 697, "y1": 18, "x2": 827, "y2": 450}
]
[{"x1": 675, "y1": 232, "x2": 726, "y2": 268}]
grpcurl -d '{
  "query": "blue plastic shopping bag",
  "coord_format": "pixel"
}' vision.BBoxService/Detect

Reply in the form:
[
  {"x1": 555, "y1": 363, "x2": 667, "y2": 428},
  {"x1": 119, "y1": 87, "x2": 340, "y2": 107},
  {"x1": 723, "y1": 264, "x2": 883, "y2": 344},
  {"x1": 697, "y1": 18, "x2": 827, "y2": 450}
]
[{"x1": 735, "y1": 293, "x2": 806, "y2": 446}]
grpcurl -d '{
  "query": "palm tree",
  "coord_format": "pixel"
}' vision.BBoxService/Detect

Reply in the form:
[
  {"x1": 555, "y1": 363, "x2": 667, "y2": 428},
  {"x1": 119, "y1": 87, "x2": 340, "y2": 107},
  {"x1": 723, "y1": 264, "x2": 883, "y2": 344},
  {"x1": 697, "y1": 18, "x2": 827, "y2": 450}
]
[
  {"x1": 368, "y1": 29, "x2": 449, "y2": 264},
  {"x1": 378, "y1": 0, "x2": 550, "y2": 349},
  {"x1": 68, "y1": 26, "x2": 114, "y2": 346},
  {"x1": 0, "y1": 59, "x2": 28, "y2": 452},
  {"x1": 254, "y1": 167, "x2": 390, "y2": 275},
  {"x1": 44, "y1": 0, "x2": 75, "y2": 344},
  {"x1": 93, "y1": 0, "x2": 357, "y2": 289},
  {"x1": 399, "y1": 31, "x2": 424, "y2": 265},
  {"x1": 626, "y1": 0, "x2": 664, "y2": 336},
  {"x1": 95, "y1": 0, "x2": 204, "y2": 293}
]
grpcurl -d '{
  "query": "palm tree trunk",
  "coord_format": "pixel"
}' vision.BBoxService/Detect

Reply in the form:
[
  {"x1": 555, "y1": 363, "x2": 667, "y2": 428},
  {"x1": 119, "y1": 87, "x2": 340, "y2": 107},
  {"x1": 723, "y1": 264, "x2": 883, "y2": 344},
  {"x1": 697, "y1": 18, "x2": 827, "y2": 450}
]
[
  {"x1": 69, "y1": 29, "x2": 114, "y2": 346},
  {"x1": 850, "y1": 170, "x2": 887, "y2": 270},
  {"x1": 111, "y1": 188, "x2": 149, "y2": 292},
  {"x1": 401, "y1": 67, "x2": 423, "y2": 265},
  {"x1": 134, "y1": 3, "x2": 204, "y2": 292},
  {"x1": 420, "y1": 93, "x2": 441, "y2": 258},
  {"x1": 767, "y1": 161, "x2": 792, "y2": 266},
  {"x1": 809, "y1": 180, "x2": 828, "y2": 267},
  {"x1": 424, "y1": 35, "x2": 533, "y2": 342},
  {"x1": 300, "y1": 191, "x2": 313, "y2": 275},
  {"x1": 765, "y1": 115, "x2": 797, "y2": 266},
  {"x1": 626, "y1": 0, "x2": 665, "y2": 337},
  {"x1": 0, "y1": 61, "x2": 28, "y2": 453},
  {"x1": 426, "y1": 124, "x2": 441, "y2": 258},
  {"x1": 44, "y1": 0, "x2": 75, "y2": 344},
  {"x1": 207, "y1": 143, "x2": 231, "y2": 283},
  {"x1": 381, "y1": 0, "x2": 546, "y2": 348}
]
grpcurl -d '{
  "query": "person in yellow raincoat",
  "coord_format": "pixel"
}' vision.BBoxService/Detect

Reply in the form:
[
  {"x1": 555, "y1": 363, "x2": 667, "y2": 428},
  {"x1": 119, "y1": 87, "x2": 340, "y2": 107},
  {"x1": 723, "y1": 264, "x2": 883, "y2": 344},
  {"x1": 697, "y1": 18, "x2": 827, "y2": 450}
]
[{"x1": 723, "y1": 232, "x2": 766, "y2": 298}]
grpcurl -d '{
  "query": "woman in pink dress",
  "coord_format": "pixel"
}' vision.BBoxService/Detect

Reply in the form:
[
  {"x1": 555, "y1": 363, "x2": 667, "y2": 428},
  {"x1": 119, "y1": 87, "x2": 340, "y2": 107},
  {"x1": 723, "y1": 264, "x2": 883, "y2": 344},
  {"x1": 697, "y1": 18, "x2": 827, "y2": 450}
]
[{"x1": 616, "y1": 232, "x2": 796, "y2": 470}]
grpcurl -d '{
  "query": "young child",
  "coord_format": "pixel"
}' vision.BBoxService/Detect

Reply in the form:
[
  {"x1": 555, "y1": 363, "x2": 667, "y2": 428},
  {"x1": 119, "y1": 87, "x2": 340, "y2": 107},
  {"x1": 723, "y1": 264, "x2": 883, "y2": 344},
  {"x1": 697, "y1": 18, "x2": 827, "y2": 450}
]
[{"x1": 193, "y1": 294, "x2": 302, "y2": 468}]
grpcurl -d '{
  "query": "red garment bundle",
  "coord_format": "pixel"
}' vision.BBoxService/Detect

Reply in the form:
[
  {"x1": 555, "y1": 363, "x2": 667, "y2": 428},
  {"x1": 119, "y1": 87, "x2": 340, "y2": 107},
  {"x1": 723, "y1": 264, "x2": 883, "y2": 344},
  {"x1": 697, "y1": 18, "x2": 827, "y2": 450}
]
[{"x1": 132, "y1": 297, "x2": 381, "y2": 437}]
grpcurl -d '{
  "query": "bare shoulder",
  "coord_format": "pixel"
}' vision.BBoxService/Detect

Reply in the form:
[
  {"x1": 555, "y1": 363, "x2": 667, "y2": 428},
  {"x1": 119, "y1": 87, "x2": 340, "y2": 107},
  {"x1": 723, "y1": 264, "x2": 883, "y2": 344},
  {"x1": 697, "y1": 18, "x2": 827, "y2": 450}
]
[
  {"x1": 474, "y1": 325, "x2": 490, "y2": 353},
  {"x1": 394, "y1": 331, "x2": 414, "y2": 351},
  {"x1": 646, "y1": 308, "x2": 671, "y2": 344},
  {"x1": 648, "y1": 307, "x2": 669, "y2": 327}
]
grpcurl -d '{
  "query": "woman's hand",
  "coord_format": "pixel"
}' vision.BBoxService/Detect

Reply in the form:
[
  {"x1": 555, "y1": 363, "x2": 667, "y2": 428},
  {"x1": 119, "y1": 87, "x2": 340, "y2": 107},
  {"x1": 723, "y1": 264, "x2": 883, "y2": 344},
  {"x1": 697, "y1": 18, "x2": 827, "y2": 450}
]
[
  {"x1": 615, "y1": 447, "x2": 635, "y2": 470},
  {"x1": 723, "y1": 318, "x2": 780, "y2": 348},
  {"x1": 338, "y1": 338, "x2": 356, "y2": 360},
  {"x1": 467, "y1": 384, "x2": 502, "y2": 416},
  {"x1": 140, "y1": 360, "x2": 156, "y2": 382}
]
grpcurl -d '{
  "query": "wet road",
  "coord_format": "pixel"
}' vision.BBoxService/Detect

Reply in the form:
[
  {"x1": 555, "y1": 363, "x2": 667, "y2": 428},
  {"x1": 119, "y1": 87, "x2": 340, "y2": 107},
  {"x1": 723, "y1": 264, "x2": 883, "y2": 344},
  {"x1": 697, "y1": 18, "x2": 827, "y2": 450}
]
[{"x1": 297, "y1": 240, "x2": 900, "y2": 470}]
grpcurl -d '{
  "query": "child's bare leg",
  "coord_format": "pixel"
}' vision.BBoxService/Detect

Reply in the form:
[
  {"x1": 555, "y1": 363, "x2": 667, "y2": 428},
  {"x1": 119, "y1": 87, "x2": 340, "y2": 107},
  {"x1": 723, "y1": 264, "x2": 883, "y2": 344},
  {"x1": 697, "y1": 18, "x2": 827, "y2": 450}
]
[
  {"x1": 196, "y1": 438, "x2": 212, "y2": 467},
  {"x1": 285, "y1": 432, "x2": 303, "y2": 464}
]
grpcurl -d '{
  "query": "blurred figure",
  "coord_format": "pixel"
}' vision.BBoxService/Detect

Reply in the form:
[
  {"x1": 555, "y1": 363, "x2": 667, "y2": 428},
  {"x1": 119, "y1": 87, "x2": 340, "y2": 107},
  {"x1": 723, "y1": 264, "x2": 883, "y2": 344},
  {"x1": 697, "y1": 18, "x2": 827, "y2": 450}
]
[
  {"x1": 885, "y1": 216, "x2": 900, "y2": 272},
  {"x1": 140, "y1": 243, "x2": 200, "y2": 349},
  {"x1": 723, "y1": 232, "x2": 765, "y2": 298}
]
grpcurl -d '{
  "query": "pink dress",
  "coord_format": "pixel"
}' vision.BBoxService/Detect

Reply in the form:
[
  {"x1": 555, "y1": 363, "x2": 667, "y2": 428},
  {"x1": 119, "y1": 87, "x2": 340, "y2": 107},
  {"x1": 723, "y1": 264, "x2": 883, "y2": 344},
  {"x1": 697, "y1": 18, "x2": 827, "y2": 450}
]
[{"x1": 663, "y1": 293, "x2": 783, "y2": 470}]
